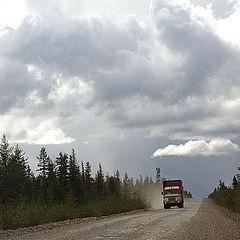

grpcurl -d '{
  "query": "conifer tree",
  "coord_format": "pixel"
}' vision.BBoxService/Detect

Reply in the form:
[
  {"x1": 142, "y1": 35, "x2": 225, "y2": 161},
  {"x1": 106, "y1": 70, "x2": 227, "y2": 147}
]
[
  {"x1": 156, "y1": 167, "x2": 161, "y2": 183},
  {"x1": 69, "y1": 149, "x2": 79, "y2": 187},
  {"x1": 0, "y1": 135, "x2": 12, "y2": 207},
  {"x1": 232, "y1": 175, "x2": 238, "y2": 189},
  {"x1": 37, "y1": 147, "x2": 49, "y2": 179},
  {"x1": 8, "y1": 145, "x2": 29, "y2": 202},
  {"x1": 144, "y1": 175, "x2": 149, "y2": 185},
  {"x1": 46, "y1": 158, "x2": 57, "y2": 203},
  {"x1": 114, "y1": 170, "x2": 121, "y2": 197},
  {"x1": 139, "y1": 174, "x2": 143, "y2": 186},
  {"x1": 107, "y1": 176, "x2": 116, "y2": 196},
  {"x1": 37, "y1": 147, "x2": 50, "y2": 202},
  {"x1": 69, "y1": 149, "x2": 82, "y2": 201},
  {"x1": 85, "y1": 161, "x2": 93, "y2": 200},
  {"x1": 81, "y1": 161, "x2": 85, "y2": 185},
  {"x1": 95, "y1": 163, "x2": 104, "y2": 198},
  {"x1": 123, "y1": 172, "x2": 130, "y2": 197},
  {"x1": 56, "y1": 152, "x2": 69, "y2": 201}
]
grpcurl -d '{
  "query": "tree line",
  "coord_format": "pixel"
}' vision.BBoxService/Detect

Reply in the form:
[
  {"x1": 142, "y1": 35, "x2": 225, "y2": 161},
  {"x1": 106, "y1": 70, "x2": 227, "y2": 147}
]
[
  {"x1": 0, "y1": 134, "x2": 192, "y2": 229},
  {"x1": 0, "y1": 134, "x2": 155, "y2": 208},
  {"x1": 209, "y1": 166, "x2": 240, "y2": 213},
  {"x1": 0, "y1": 135, "x2": 165, "y2": 229}
]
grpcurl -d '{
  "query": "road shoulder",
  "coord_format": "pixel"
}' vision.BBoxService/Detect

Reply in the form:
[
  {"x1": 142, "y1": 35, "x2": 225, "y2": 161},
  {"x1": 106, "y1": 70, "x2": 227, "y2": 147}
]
[{"x1": 180, "y1": 198, "x2": 240, "y2": 240}]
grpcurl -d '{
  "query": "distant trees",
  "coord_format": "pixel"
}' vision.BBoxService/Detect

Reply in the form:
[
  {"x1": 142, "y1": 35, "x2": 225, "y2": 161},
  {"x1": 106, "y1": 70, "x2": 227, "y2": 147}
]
[
  {"x1": 8, "y1": 145, "x2": 30, "y2": 202},
  {"x1": 0, "y1": 135, "x2": 157, "y2": 208},
  {"x1": 184, "y1": 190, "x2": 192, "y2": 198},
  {"x1": 0, "y1": 135, "x2": 166, "y2": 209},
  {"x1": 1, "y1": 135, "x2": 169, "y2": 230},
  {"x1": 232, "y1": 176, "x2": 238, "y2": 189},
  {"x1": 37, "y1": 147, "x2": 51, "y2": 202},
  {"x1": 209, "y1": 165, "x2": 240, "y2": 213},
  {"x1": 0, "y1": 135, "x2": 197, "y2": 230},
  {"x1": 0, "y1": 135, "x2": 35, "y2": 208},
  {"x1": 95, "y1": 163, "x2": 104, "y2": 198},
  {"x1": 156, "y1": 167, "x2": 161, "y2": 183}
]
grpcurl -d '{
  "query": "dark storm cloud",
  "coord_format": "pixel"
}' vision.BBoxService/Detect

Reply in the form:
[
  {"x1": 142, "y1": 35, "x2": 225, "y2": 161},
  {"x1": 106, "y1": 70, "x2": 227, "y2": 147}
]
[
  {"x1": 152, "y1": 0, "x2": 240, "y2": 97},
  {"x1": 0, "y1": 58, "x2": 36, "y2": 113},
  {"x1": 1, "y1": 16, "x2": 140, "y2": 76},
  {"x1": 1, "y1": 0, "x2": 240, "y2": 144}
]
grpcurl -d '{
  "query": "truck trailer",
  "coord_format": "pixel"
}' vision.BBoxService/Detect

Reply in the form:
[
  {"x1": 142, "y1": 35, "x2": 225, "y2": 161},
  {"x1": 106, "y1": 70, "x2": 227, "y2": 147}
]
[{"x1": 162, "y1": 180, "x2": 184, "y2": 209}]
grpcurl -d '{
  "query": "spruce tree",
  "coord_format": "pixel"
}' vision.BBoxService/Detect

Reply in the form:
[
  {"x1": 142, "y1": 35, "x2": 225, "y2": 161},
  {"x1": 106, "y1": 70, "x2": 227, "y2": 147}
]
[
  {"x1": 156, "y1": 167, "x2": 161, "y2": 183},
  {"x1": 0, "y1": 135, "x2": 12, "y2": 207},
  {"x1": 95, "y1": 163, "x2": 104, "y2": 198},
  {"x1": 69, "y1": 149, "x2": 82, "y2": 201},
  {"x1": 8, "y1": 145, "x2": 29, "y2": 202},
  {"x1": 144, "y1": 175, "x2": 149, "y2": 185},
  {"x1": 123, "y1": 172, "x2": 130, "y2": 197},
  {"x1": 139, "y1": 174, "x2": 143, "y2": 186},
  {"x1": 85, "y1": 161, "x2": 93, "y2": 200},
  {"x1": 233, "y1": 176, "x2": 238, "y2": 189},
  {"x1": 114, "y1": 170, "x2": 121, "y2": 197},
  {"x1": 46, "y1": 159, "x2": 57, "y2": 203},
  {"x1": 37, "y1": 147, "x2": 50, "y2": 202},
  {"x1": 69, "y1": 149, "x2": 79, "y2": 187},
  {"x1": 56, "y1": 152, "x2": 69, "y2": 201}
]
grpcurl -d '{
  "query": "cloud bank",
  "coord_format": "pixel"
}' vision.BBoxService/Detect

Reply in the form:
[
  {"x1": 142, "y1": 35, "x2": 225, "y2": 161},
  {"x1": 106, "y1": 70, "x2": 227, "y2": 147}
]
[
  {"x1": 1, "y1": 0, "x2": 240, "y2": 145},
  {"x1": 152, "y1": 139, "x2": 240, "y2": 157}
]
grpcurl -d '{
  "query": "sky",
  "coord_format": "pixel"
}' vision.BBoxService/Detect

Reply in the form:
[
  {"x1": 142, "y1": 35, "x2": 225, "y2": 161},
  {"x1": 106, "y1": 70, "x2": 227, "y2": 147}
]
[{"x1": 1, "y1": 0, "x2": 240, "y2": 197}]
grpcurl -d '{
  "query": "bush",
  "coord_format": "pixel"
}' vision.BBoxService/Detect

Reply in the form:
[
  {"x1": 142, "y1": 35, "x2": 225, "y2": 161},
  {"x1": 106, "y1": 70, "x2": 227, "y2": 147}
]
[
  {"x1": 0, "y1": 195, "x2": 146, "y2": 230},
  {"x1": 209, "y1": 187, "x2": 240, "y2": 213}
]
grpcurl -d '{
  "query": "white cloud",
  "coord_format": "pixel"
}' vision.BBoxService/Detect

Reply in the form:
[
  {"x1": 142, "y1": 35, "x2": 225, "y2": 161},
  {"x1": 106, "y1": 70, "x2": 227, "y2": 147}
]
[
  {"x1": 24, "y1": 0, "x2": 151, "y2": 24},
  {"x1": 152, "y1": 138, "x2": 240, "y2": 157},
  {"x1": 216, "y1": 3, "x2": 240, "y2": 45},
  {"x1": 0, "y1": 0, "x2": 27, "y2": 29},
  {"x1": 29, "y1": 126, "x2": 75, "y2": 145},
  {"x1": 0, "y1": 113, "x2": 75, "y2": 145}
]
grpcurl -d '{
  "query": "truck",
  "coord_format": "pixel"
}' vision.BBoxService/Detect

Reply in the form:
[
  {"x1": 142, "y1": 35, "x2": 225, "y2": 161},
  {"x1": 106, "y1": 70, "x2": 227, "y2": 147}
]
[{"x1": 162, "y1": 180, "x2": 184, "y2": 209}]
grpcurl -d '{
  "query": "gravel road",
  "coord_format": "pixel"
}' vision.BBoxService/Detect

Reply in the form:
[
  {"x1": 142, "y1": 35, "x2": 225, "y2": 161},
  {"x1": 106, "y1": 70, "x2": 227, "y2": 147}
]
[{"x1": 2, "y1": 198, "x2": 240, "y2": 240}]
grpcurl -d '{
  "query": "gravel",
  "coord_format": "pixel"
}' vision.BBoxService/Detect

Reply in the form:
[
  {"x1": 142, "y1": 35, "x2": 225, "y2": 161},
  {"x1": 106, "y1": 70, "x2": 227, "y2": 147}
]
[
  {"x1": 180, "y1": 198, "x2": 240, "y2": 240},
  {"x1": 1, "y1": 198, "x2": 240, "y2": 240}
]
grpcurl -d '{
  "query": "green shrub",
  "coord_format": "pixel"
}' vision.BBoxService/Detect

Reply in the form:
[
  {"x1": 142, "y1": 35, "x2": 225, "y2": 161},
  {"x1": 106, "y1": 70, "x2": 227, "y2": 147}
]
[
  {"x1": 209, "y1": 187, "x2": 240, "y2": 213},
  {"x1": 0, "y1": 195, "x2": 146, "y2": 230}
]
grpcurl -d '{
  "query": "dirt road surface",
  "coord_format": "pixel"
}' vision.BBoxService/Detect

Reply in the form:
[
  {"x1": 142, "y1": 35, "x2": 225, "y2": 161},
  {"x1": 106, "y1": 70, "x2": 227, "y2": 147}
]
[{"x1": 2, "y1": 198, "x2": 240, "y2": 240}]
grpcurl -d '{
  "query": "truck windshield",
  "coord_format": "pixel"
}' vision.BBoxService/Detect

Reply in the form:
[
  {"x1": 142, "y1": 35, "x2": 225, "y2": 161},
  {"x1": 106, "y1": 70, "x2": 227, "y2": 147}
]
[{"x1": 164, "y1": 189, "x2": 180, "y2": 195}]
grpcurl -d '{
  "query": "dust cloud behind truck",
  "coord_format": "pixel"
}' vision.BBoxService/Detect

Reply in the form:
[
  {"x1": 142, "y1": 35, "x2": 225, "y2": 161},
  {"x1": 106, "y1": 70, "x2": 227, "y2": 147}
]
[{"x1": 162, "y1": 180, "x2": 184, "y2": 209}]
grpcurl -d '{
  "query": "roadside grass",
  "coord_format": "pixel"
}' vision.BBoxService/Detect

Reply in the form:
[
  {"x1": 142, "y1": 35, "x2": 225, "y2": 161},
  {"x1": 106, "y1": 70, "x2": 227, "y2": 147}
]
[
  {"x1": 0, "y1": 195, "x2": 146, "y2": 230},
  {"x1": 209, "y1": 188, "x2": 240, "y2": 213}
]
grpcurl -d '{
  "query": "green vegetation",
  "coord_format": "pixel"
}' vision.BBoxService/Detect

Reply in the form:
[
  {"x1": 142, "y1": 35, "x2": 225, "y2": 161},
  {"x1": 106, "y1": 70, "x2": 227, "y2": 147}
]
[
  {"x1": 184, "y1": 190, "x2": 192, "y2": 198},
  {"x1": 209, "y1": 168, "x2": 240, "y2": 213},
  {"x1": 0, "y1": 135, "x2": 149, "y2": 230},
  {"x1": 0, "y1": 196, "x2": 145, "y2": 230},
  {"x1": 0, "y1": 135, "x2": 192, "y2": 229}
]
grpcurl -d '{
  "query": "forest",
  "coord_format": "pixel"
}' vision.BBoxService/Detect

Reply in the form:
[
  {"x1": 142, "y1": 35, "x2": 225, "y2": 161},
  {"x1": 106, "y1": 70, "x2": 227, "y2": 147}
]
[
  {"x1": 0, "y1": 134, "x2": 148, "y2": 229},
  {"x1": 209, "y1": 168, "x2": 240, "y2": 213},
  {"x1": 0, "y1": 134, "x2": 192, "y2": 230},
  {"x1": 0, "y1": 134, "x2": 151, "y2": 230}
]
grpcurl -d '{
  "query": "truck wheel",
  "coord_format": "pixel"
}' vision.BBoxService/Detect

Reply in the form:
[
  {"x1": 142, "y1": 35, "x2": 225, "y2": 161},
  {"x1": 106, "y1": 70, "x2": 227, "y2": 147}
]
[
  {"x1": 178, "y1": 203, "x2": 183, "y2": 208},
  {"x1": 164, "y1": 204, "x2": 169, "y2": 209}
]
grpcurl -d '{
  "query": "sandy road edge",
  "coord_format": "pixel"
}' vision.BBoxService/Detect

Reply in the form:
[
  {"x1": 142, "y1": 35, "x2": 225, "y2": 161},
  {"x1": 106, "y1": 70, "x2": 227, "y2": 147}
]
[{"x1": 0, "y1": 208, "x2": 150, "y2": 239}]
